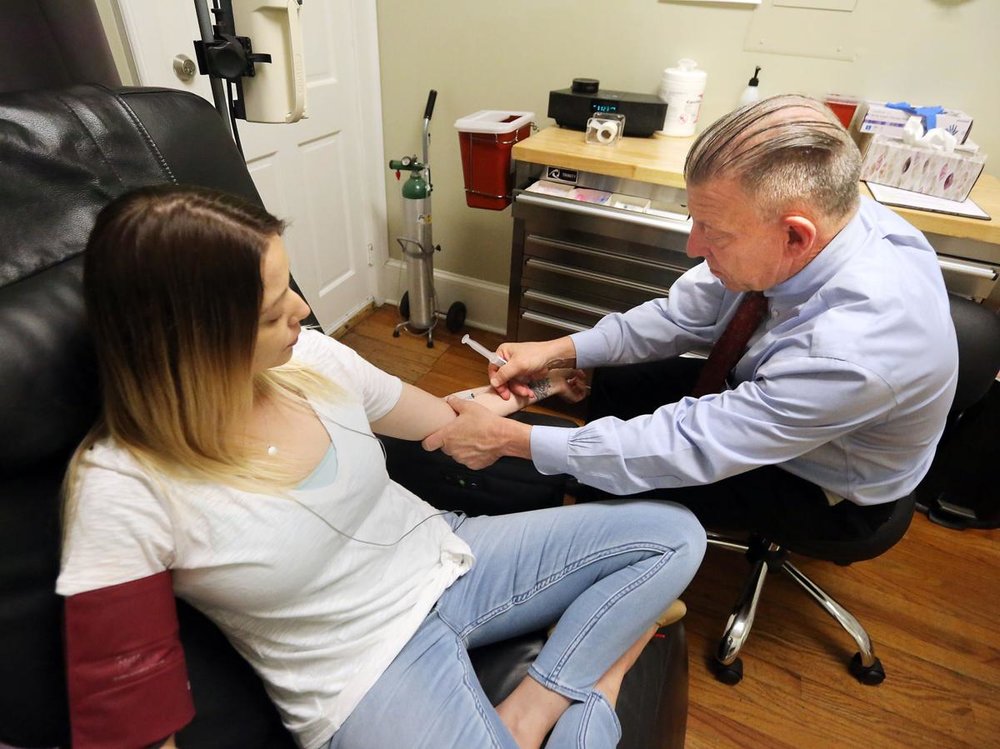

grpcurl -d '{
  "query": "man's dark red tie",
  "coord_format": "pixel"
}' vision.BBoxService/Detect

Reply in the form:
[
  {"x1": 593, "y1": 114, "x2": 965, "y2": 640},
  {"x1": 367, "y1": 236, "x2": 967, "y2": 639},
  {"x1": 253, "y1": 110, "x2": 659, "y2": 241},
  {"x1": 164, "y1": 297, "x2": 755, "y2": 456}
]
[{"x1": 690, "y1": 291, "x2": 768, "y2": 397}]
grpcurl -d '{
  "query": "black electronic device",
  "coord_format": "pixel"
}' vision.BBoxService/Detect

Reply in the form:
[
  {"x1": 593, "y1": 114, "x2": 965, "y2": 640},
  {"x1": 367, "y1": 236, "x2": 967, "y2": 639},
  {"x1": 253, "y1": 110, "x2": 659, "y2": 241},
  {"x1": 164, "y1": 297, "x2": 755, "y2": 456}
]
[{"x1": 548, "y1": 78, "x2": 667, "y2": 138}]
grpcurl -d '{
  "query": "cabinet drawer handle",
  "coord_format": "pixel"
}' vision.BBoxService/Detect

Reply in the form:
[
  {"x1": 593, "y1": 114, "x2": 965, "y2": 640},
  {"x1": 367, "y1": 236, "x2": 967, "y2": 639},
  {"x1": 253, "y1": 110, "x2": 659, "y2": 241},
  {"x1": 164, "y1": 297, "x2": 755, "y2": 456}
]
[
  {"x1": 516, "y1": 192, "x2": 692, "y2": 235},
  {"x1": 526, "y1": 234, "x2": 692, "y2": 274},
  {"x1": 521, "y1": 310, "x2": 589, "y2": 333},
  {"x1": 937, "y1": 258, "x2": 997, "y2": 281},
  {"x1": 526, "y1": 258, "x2": 671, "y2": 296},
  {"x1": 523, "y1": 289, "x2": 617, "y2": 318}
]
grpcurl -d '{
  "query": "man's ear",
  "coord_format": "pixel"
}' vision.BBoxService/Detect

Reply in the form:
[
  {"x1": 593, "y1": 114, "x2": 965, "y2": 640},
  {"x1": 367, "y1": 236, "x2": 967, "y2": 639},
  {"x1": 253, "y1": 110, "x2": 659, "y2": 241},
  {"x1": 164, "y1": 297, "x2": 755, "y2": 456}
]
[{"x1": 782, "y1": 214, "x2": 818, "y2": 259}]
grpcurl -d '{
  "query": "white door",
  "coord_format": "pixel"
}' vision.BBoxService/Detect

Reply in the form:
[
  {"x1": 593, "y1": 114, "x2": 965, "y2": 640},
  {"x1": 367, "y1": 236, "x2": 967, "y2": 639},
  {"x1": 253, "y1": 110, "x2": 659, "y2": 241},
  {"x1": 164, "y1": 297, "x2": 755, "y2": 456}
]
[{"x1": 112, "y1": 0, "x2": 386, "y2": 332}]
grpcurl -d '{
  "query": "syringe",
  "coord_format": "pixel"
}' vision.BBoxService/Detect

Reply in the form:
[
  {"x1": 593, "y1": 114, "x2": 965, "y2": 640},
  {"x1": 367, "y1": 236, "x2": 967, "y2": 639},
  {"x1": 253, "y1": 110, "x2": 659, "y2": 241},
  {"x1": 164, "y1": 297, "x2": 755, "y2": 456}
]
[{"x1": 461, "y1": 334, "x2": 507, "y2": 368}]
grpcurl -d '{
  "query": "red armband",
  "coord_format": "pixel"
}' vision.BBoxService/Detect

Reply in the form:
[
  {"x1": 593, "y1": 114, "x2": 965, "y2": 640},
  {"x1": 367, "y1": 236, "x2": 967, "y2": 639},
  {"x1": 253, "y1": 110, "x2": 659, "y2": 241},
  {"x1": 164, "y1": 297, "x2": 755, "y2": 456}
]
[{"x1": 64, "y1": 571, "x2": 195, "y2": 748}]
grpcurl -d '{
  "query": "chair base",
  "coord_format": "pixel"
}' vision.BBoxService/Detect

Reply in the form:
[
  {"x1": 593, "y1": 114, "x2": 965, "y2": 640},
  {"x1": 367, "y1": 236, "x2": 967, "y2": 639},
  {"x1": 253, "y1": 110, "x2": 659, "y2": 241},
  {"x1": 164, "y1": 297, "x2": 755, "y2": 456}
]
[
  {"x1": 919, "y1": 493, "x2": 1000, "y2": 530},
  {"x1": 707, "y1": 533, "x2": 885, "y2": 686}
]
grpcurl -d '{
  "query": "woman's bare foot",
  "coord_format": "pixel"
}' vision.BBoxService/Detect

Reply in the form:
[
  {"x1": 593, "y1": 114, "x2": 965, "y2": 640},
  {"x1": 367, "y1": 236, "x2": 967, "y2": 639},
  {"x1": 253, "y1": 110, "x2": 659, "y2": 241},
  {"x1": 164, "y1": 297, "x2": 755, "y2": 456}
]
[{"x1": 496, "y1": 600, "x2": 685, "y2": 745}]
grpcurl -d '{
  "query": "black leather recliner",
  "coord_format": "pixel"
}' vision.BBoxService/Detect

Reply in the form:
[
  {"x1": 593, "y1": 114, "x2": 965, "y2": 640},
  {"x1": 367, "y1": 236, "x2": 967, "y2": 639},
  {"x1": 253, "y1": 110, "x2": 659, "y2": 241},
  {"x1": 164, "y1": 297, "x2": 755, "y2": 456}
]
[{"x1": 0, "y1": 85, "x2": 688, "y2": 748}]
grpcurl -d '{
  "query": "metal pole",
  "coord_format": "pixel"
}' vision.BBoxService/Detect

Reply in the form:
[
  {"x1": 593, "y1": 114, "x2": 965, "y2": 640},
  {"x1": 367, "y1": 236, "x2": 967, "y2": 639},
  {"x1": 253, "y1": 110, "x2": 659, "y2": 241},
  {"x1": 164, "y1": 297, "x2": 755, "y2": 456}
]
[{"x1": 193, "y1": 0, "x2": 234, "y2": 139}]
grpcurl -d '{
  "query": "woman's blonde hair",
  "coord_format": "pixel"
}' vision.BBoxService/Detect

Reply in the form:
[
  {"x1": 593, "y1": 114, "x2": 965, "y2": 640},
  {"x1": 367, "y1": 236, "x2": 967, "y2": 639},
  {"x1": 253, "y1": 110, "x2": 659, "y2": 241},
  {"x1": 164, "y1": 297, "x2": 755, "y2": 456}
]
[{"x1": 66, "y1": 185, "x2": 336, "y2": 506}]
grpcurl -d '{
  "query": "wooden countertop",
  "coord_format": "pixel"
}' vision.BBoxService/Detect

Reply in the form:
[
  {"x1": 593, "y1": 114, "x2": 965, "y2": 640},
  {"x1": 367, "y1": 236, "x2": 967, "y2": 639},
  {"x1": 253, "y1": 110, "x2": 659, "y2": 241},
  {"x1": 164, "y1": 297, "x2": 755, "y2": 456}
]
[
  {"x1": 514, "y1": 126, "x2": 694, "y2": 191},
  {"x1": 513, "y1": 126, "x2": 1000, "y2": 247}
]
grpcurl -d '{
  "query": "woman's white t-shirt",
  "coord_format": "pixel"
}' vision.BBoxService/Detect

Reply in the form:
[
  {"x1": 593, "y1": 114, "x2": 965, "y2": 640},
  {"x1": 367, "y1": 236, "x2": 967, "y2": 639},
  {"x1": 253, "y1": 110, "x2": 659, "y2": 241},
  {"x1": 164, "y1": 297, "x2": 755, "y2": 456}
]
[{"x1": 57, "y1": 329, "x2": 474, "y2": 748}]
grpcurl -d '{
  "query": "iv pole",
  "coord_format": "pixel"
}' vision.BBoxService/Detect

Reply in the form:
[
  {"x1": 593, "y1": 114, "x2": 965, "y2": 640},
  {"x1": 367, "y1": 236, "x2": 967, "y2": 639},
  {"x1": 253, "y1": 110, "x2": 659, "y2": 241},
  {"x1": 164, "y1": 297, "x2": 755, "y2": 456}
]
[
  {"x1": 193, "y1": 0, "x2": 234, "y2": 141},
  {"x1": 192, "y1": 0, "x2": 279, "y2": 154}
]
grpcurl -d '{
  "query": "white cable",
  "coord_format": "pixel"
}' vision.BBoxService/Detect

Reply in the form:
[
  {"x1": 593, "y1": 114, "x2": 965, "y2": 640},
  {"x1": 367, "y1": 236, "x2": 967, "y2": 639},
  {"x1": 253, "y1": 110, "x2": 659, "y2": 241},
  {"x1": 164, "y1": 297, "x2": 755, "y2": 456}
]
[{"x1": 287, "y1": 417, "x2": 452, "y2": 547}]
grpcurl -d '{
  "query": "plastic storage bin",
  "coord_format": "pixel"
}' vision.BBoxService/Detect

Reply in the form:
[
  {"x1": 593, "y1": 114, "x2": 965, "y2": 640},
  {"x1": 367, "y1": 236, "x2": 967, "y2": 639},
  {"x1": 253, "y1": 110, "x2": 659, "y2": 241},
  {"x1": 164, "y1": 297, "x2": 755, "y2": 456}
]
[{"x1": 454, "y1": 110, "x2": 533, "y2": 210}]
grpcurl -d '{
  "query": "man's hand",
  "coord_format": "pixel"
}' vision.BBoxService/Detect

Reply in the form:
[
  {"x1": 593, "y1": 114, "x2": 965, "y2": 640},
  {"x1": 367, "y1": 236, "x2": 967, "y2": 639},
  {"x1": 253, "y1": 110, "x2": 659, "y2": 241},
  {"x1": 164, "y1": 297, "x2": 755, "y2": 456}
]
[
  {"x1": 490, "y1": 337, "x2": 578, "y2": 400},
  {"x1": 421, "y1": 397, "x2": 532, "y2": 469}
]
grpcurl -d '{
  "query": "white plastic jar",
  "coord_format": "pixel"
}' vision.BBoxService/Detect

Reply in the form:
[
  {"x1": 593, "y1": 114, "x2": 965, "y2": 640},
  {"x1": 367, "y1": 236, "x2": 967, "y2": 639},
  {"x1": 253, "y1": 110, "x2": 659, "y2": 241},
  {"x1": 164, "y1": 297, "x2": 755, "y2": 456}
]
[{"x1": 659, "y1": 58, "x2": 707, "y2": 137}]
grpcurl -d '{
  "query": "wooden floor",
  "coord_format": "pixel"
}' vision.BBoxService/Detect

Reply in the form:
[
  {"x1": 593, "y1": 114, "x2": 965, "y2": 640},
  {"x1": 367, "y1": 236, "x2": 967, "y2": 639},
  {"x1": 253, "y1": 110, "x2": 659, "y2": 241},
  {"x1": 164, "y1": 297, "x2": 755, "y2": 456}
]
[{"x1": 339, "y1": 305, "x2": 1000, "y2": 749}]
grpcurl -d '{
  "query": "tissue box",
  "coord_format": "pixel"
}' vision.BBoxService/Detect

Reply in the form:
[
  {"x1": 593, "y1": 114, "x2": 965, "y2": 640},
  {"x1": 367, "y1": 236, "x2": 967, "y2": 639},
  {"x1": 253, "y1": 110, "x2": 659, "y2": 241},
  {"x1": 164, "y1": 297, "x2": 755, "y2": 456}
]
[
  {"x1": 856, "y1": 102, "x2": 974, "y2": 144},
  {"x1": 860, "y1": 135, "x2": 986, "y2": 201}
]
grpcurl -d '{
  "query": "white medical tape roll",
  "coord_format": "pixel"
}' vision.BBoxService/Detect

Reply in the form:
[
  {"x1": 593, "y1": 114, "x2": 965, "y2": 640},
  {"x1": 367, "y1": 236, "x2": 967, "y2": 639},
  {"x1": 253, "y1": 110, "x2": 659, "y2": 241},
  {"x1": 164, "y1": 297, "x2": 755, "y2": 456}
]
[{"x1": 596, "y1": 120, "x2": 619, "y2": 144}]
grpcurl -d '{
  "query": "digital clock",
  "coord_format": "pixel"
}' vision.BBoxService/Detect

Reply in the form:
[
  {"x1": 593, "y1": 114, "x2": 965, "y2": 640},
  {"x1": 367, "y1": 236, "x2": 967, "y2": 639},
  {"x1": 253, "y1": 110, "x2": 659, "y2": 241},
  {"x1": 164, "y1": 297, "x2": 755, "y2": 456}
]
[{"x1": 548, "y1": 79, "x2": 667, "y2": 137}]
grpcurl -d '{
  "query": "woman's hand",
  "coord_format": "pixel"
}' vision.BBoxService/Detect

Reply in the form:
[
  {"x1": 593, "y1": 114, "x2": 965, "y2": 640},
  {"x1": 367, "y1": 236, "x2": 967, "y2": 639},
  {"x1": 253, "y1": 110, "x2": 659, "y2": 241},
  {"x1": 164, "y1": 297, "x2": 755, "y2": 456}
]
[
  {"x1": 558, "y1": 369, "x2": 590, "y2": 403},
  {"x1": 526, "y1": 368, "x2": 589, "y2": 404}
]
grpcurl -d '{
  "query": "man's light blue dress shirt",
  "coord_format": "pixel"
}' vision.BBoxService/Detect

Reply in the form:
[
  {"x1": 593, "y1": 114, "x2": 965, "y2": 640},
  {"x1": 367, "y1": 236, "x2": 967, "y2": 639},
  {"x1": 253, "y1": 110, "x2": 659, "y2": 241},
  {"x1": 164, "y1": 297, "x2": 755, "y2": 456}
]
[{"x1": 530, "y1": 197, "x2": 958, "y2": 505}]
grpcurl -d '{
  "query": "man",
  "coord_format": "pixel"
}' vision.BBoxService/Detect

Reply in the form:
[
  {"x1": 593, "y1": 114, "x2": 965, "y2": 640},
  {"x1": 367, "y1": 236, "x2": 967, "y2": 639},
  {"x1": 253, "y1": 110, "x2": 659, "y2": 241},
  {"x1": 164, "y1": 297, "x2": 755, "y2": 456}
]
[{"x1": 423, "y1": 94, "x2": 958, "y2": 542}]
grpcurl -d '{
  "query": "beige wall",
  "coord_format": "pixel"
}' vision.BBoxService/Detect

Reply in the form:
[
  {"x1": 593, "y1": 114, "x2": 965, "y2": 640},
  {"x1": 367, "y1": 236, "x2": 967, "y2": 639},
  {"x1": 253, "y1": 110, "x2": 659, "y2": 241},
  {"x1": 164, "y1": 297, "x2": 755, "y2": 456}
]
[{"x1": 377, "y1": 0, "x2": 1000, "y2": 287}]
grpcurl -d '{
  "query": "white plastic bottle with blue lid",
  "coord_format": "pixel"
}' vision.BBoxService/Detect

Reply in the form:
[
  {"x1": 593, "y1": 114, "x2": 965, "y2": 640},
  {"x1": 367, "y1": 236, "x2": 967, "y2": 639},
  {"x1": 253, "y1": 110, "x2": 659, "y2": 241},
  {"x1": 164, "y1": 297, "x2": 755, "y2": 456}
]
[
  {"x1": 738, "y1": 66, "x2": 762, "y2": 107},
  {"x1": 658, "y1": 58, "x2": 708, "y2": 137}
]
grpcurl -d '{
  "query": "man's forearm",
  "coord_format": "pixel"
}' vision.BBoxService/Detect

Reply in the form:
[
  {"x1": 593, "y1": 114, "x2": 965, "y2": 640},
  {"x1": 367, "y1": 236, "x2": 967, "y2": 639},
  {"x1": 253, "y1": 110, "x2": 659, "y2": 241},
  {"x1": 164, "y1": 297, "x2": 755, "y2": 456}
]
[
  {"x1": 421, "y1": 396, "x2": 537, "y2": 469},
  {"x1": 498, "y1": 416, "x2": 533, "y2": 460},
  {"x1": 537, "y1": 336, "x2": 578, "y2": 370}
]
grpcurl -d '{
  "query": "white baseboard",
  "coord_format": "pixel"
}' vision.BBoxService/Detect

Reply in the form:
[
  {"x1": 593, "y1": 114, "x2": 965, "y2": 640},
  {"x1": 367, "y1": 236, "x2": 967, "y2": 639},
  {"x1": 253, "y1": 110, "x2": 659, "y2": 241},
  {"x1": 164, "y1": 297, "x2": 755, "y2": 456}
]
[{"x1": 381, "y1": 259, "x2": 510, "y2": 334}]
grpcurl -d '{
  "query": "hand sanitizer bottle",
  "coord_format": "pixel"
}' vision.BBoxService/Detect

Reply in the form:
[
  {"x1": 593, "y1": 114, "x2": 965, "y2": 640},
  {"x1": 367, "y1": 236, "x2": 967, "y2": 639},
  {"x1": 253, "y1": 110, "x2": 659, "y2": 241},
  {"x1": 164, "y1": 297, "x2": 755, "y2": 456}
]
[{"x1": 738, "y1": 66, "x2": 762, "y2": 107}]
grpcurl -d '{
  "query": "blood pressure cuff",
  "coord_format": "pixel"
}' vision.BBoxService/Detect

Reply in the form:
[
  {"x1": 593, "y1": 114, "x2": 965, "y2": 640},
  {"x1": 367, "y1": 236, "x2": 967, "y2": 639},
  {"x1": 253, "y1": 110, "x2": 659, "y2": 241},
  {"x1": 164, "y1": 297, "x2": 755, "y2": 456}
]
[{"x1": 64, "y1": 571, "x2": 195, "y2": 748}]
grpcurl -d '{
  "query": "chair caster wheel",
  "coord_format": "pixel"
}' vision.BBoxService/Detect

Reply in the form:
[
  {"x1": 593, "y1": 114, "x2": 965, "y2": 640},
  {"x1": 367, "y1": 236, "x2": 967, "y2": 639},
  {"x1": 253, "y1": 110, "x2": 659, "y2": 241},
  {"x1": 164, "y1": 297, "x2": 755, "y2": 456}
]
[
  {"x1": 849, "y1": 653, "x2": 885, "y2": 685},
  {"x1": 426, "y1": 339, "x2": 434, "y2": 348},
  {"x1": 392, "y1": 330, "x2": 400, "y2": 338},
  {"x1": 713, "y1": 657, "x2": 743, "y2": 685}
]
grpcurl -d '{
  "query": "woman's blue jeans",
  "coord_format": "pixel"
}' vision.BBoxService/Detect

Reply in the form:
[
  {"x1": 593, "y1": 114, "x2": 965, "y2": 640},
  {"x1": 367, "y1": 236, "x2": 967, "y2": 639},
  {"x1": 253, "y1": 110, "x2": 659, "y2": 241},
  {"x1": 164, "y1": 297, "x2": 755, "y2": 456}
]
[{"x1": 326, "y1": 500, "x2": 705, "y2": 748}]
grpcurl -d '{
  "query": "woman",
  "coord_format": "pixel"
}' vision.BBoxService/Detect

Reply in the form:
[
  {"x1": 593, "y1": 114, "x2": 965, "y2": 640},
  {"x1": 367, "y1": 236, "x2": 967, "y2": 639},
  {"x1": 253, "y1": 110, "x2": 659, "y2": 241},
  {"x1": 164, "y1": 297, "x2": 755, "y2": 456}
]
[{"x1": 57, "y1": 185, "x2": 706, "y2": 749}]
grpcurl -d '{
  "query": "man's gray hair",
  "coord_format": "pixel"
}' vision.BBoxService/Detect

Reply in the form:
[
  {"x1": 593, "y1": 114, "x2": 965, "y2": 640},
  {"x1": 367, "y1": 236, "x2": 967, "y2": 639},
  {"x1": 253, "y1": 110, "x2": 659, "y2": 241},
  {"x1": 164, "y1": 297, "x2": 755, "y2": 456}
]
[{"x1": 684, "y1": 94, "x2": 862, "y2": 220}]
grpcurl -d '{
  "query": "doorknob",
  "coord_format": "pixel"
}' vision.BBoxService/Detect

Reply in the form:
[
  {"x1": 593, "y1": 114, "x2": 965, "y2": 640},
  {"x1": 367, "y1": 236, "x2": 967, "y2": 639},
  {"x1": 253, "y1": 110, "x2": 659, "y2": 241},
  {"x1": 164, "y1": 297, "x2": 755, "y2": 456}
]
[{"x1": 173, "y1": 54, "x2": 197, "y2": 81}]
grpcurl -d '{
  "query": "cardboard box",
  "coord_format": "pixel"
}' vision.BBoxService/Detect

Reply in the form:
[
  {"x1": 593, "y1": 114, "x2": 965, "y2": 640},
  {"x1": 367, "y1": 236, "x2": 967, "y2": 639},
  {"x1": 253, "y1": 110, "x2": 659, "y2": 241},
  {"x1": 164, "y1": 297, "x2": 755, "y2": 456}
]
[
  {"x1": 856, "y1": 102, "x2": 974, "y2": 144},
  {"x1": 860, "y1": 135, "x2": 986, "y2": 201}
]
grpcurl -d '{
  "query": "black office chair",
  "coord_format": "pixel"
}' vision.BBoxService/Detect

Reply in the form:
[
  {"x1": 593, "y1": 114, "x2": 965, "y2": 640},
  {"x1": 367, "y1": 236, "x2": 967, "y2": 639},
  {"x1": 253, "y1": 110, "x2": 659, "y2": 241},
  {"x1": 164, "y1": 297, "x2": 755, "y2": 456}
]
[
  {"x1": 706, "y1": 293, "x2": 1000, "y2": 686},
  {"x1": 0, "y1": 84, "x2": 688, "y2": 749},
  {"x1": 916, "y1": 301, "x2": 1000, "y2": 529}
]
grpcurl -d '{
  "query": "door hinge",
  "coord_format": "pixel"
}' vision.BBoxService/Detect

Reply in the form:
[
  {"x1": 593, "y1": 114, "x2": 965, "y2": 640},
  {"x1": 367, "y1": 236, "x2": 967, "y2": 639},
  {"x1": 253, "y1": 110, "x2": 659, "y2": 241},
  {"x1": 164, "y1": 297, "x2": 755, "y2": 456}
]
[{"x1": 367, "y1": 243, "x2": 375, "y2": 267}]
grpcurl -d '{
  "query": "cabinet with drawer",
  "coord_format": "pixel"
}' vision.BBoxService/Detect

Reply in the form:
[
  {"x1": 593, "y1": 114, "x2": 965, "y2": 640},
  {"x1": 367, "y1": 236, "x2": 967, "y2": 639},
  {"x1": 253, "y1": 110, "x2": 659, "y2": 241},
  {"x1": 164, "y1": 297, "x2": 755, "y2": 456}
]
[
  {"x1": 926, "y1": 233, "x2": 1000, "y2": 307},
  {"x1": 508, "y1": 127, "x2": 1000, "y2": 339},
  {"x1": 508, "y1": 189, "x2": 698, "y2": 341},
  {"x1": 507, "y1": 188, "x2": 1000, "y2": 343}
]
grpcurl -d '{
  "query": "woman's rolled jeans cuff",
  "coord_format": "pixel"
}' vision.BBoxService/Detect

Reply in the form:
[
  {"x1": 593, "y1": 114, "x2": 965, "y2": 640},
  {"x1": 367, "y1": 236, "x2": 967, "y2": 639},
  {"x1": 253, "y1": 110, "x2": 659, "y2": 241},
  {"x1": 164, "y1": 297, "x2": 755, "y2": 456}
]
[
  {"x1": 520, "y1": 545, "x2": 677, "y2": 703},
  {"x1": 546, "y1": 691, "x2": 622, "y2": 747}
]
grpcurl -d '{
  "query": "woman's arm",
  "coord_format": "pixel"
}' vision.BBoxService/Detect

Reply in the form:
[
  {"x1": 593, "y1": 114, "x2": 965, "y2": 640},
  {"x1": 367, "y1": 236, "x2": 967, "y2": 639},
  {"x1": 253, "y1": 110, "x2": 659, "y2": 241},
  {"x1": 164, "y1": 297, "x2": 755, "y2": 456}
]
[{"x1": 370, "y1": 369, "x2": 586, "y2": 441}]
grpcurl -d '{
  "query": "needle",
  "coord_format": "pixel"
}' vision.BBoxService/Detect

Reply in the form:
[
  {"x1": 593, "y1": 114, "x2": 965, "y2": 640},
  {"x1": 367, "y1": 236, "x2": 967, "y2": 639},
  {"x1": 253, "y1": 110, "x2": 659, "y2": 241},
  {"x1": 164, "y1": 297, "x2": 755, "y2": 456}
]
[{"x1": 461, "y1": 334, "x2": 507, "y2": 367}]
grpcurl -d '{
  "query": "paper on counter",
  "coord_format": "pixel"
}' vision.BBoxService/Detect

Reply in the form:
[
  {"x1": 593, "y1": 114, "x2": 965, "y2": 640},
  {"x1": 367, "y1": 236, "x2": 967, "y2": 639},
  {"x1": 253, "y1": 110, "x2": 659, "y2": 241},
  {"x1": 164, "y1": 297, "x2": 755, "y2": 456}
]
[{"x1": 865, "y1": 181, "x2": 990, "y2": 220}]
